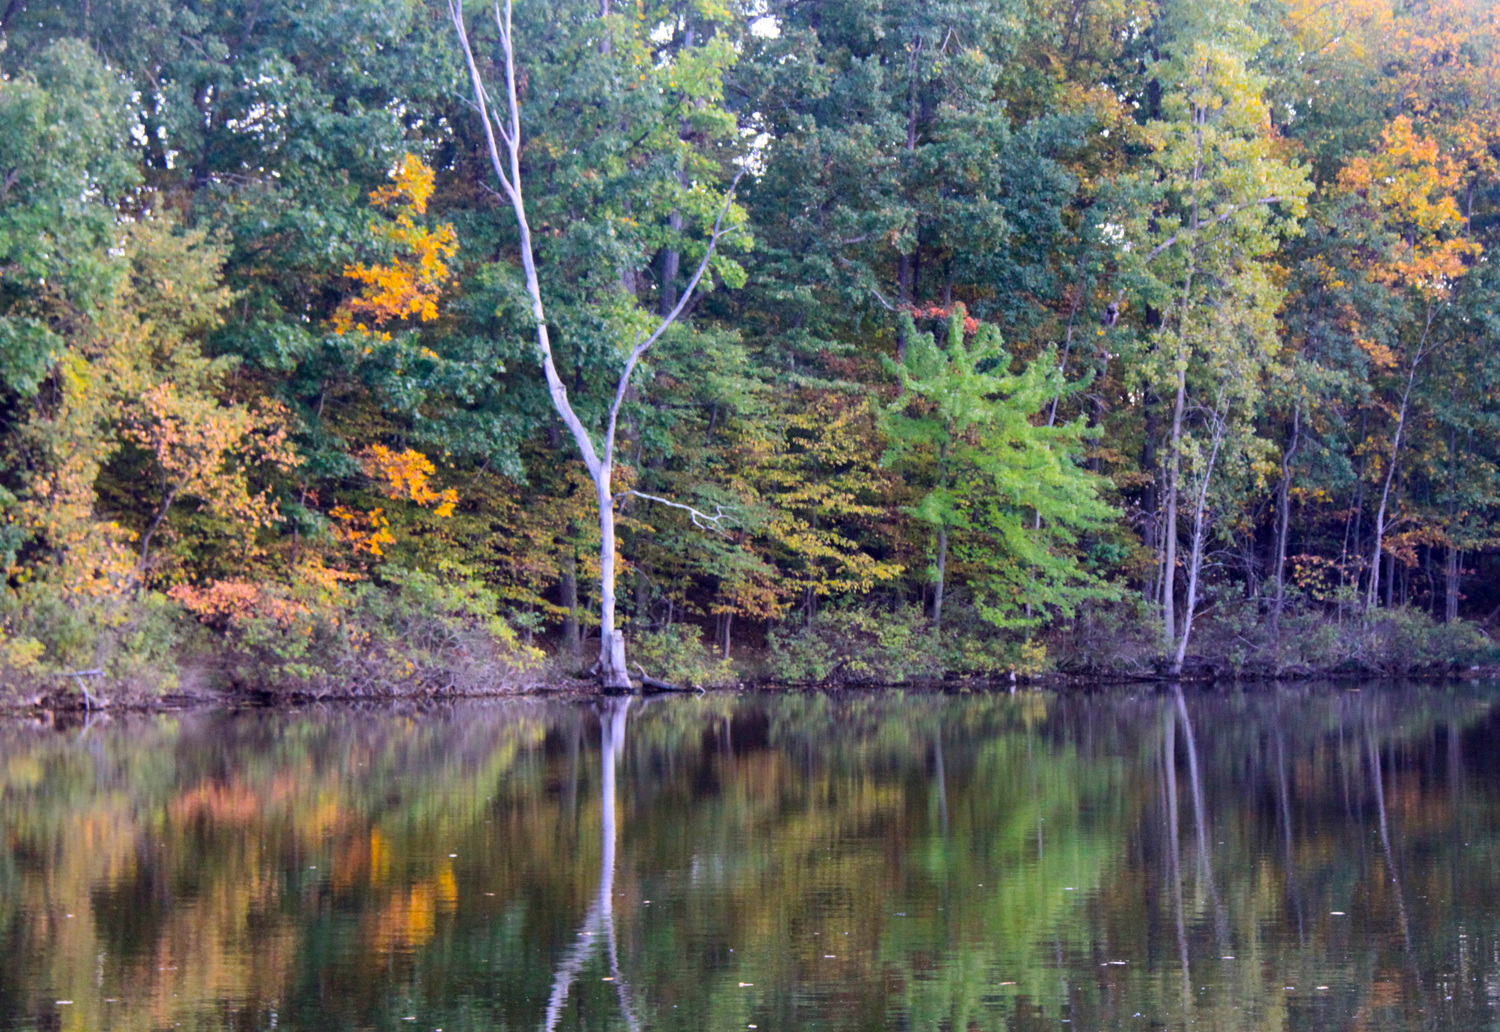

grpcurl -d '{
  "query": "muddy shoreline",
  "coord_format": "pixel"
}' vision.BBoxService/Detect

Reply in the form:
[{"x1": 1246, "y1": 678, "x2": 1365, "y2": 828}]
[{"x1": 5, "y1": 662, "x2": 1496, "y2": 718}]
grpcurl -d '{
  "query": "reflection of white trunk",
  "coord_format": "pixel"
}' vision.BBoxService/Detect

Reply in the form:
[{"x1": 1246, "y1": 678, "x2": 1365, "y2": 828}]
[
  {"x1": 1273, "y1": 725, "x2": 1305, "y2": 943},
  {"x1": 1366, "y1": 718, "x2": 1412, "y2": 956},
  {"x1": 933, "y1": 734, "x2": 949, "y2": 836},
  {"x1": 1174, "y1": 690, "x2": 1213, "y2": 895},
  {"x1": 1162, "y1": 703, "x2": 1191, "y2": 1019},
  {"x1": 543, "y1": 698, "x2": 638, "y2": 1032}
]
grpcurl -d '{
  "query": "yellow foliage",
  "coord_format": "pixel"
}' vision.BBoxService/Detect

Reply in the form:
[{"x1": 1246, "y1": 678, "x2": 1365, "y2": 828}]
[
  {"x1": 0, "y1": 634, "x2": 46, "y2": 670},
  {"x1": 361, "y1": 445, "x2": 459, "y2": 517},
  {"x1": 332, "y1": 155, "x2": 458, "y2": 335},
  {"x1": 370, "y1": 153, "x2": 437, "y2": 214},
  {"x1": 1336, "y1": 117, "x2": 1482, "y2": 299},
  {"x1": 331, "y1": 505, "x2": 396, "y2": 557}
]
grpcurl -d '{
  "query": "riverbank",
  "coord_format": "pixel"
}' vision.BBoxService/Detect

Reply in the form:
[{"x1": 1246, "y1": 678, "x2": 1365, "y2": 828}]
[
  {"x1": 2, "y1": 590, "x2": 1497, "y2": 713},
  {"x1": 5, "y1": 650, "x2": 1497, "y2": 717}
]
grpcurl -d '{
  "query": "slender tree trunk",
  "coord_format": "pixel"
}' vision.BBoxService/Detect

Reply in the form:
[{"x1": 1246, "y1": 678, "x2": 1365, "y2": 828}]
[
  {"x1": 933, "y1": 526, "x2": 948, "y2": 632},
  {"x1": 1162, "y1": 358, "x2": 1187, "y2": 648},
  {"x1": 1445, "y1": 545, "x2": 1460, "y2": 623},
  {"x1": 659, "y1": 210, "x2": 683, "y2": 314},
  {"x1": 1142, "y1": 396, "x2": 1161, "y2": 604},
  {"x1": 1367, "y1": 315, "x2": 1431, "y2": 614},
  {"x1": 1366, "y1": 383, "x2": 1408, "y2": 613},
  {"x1": 1172, "y1": 408, "x2": 1224, "y2": 674},
  {"x1": 1163, "y1": 87, "x2": 1206, "y2": 652},
  {"x1": 1272, "y1": 403, "x2": 1301, "y2": 633},
  {"x1": 561, "y1": 547, "x2": 582, "y2": 659},
  {"x1": 136, "y1": 483, "x2": 182, "y2": 576},
  {"x1": 1444, "y1": 424, "x2": 1461, "y2": 623},
  {"x1": 452, "y1": 0, "x2": 739, "y2": 690}
]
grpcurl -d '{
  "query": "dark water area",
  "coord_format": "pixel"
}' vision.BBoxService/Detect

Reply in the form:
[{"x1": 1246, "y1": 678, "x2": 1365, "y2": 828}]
[{"x1": 2, "y1": 686, "x2": 1499, "y2": 1031}]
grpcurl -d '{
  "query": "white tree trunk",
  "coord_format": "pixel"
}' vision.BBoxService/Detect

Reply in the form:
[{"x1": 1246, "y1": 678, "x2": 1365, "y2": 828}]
[
  {"x1": 1172, "y1": 406, "x2": 1225, "y2": 675},
  {"x1": 451, "y1": 0, "x2": 739, "y2": 690}
]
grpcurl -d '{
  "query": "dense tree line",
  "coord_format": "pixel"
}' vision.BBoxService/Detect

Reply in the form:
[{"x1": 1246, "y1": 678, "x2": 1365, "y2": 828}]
[{"x1": 1, "y1": 0, "x2": 1498, "y2": 689}]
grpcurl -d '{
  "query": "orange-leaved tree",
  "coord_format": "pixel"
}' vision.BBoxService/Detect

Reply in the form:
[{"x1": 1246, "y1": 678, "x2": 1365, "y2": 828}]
[
  {"x1": 332, "y1": 154, "x2": 457, "y2": 338},
  {"x1": 1335, "y1": 116, "x2": 1481, "y2": 609},
  {"x1": 323, "y1": 156, "x2": 463, "y2": 568}
]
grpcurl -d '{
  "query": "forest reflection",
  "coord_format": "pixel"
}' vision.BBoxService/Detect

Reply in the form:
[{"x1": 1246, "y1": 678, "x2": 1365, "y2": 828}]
[{"x1": 1, "y1": 686, "x2": 1499, "y2": 1031}]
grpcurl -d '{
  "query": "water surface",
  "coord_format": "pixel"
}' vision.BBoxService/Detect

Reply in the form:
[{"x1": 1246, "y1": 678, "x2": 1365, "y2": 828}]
[{"x1": 2, "y1": 686, "x2": 1498, "y2": 1031}]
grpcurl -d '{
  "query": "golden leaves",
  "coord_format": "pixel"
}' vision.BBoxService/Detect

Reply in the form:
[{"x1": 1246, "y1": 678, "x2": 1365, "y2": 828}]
[
  {"x1": 369, "y1": 153, "x2": 437, "y2": 215},
  {"x1": 360, "y1": 445, "x2": 459, "y2": 518},
  {"x1": 1336, "y1": 116, "x2": 1482, "y2": 299},
  {"x1": 332, "y1": 155, "x2": 458, "y2": 336},
  {"x1": 330, "y1": 505, "x2": 396, "y2": 557},
  {"x1": 125, "y1": 388, "x2": 301, "y2": 532}
]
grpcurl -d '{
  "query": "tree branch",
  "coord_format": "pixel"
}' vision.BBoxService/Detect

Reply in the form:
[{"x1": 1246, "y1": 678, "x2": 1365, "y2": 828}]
[
  {"x1": 1146, "y1": 196, "x2": 1283, "y2": 263},
  {"x1": 620, "y1": 490, "x2": 735, "y2": 535},
  {"x1": 449, "y1": 0, "x2": 517, "y2": 197},
  {"x1": 604, "y1": 168, "x2": 745, "y2": 471},
  {"x1": 869, "y1": 284, "x2": 899, "y2": 311},
  {"x1": 451, "y1": 0, "x2": 604, "y2": 477}
]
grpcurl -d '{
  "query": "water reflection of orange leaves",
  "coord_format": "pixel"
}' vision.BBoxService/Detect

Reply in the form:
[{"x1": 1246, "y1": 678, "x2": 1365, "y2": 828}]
[
  {"x1": 124, "y1": 896, "x2": 297, "y2": 1032},
  {"x1": 332, "y1": 831, "x2": 373, "y2": 892},
  {"x1": 167, "y1": 773, "x2": 353, "y2": 845},
  {"x1": 1387, "y1": 769, "x2": 1447, "y2": 828},
  {"x1": 169, "y1": 781, "x2": 264, "y2": 825},
  {"x1": 365, "y1": 865, "x2": 458, "y2": 953},
  {"x1": 1352, "y1": 976, "x2": 1407, "y2": 1031},
  {"x1": 371, "y1": 827, "x2": 391, "y2": 883}
]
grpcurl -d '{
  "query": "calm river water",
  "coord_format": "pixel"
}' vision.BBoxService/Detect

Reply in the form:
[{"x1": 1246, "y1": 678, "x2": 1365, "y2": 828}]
[{"x1": 1, "y1": 686, "x2": 1498, "y2": 1031}]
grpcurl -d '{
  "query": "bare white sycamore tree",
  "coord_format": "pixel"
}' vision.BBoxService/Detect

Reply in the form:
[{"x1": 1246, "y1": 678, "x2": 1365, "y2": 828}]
[{"x1": 449, "y1": 0, "x2": 739, "y2": 690}]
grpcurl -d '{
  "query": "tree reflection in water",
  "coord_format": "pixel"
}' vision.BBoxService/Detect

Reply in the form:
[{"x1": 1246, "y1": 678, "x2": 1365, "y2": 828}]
[
  {"x1": 0, "y1": 687, "x2": 1498, "y2": 1031},
  {"x1": 541, "y1": 696, "x2": 640, "y2": 1032}
]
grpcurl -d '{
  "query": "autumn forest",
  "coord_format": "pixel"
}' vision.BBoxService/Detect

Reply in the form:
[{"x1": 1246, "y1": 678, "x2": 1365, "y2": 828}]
[{"x1": 1, "y1": 0, "x2": 1498, "y2": 694}]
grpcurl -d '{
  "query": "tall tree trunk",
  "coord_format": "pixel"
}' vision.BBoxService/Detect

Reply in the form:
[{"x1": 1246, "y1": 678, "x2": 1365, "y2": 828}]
[
  {"x1": 1162, "y1": 357, "x2": 1187, "y2": 648},
  {"x1": 452, "y1": 0, "x2": 740, "y2": 691},
  {"x1": 1445, "y1": 545, "x2": 1460, "y2": 623},
  {"x1": 1161, "y1": 86, "x2": 1211, "y2": 652},
  {"x1": 1272, "y1": 403, "x2": 1301, "y2": 634},
  {"x1": 659, "y1": 210, "x2": 683, "y2": 314},
  {"x1": 1142, "y1": 395, "x2": 1161, "y2": 604},
  {"x1": 1172, "y1": 408, "x2": 1225, "y2": 674},
  {"x1": 932, "y1": 526, "x2": 948, "y2": 632},
  {"x1": 1367, "y1": 315, "x2": 1431, "y2": 613},
  {"x1": 561, "y1": 546, "x2": 582, "y2": 659},
  {"x1": 1444, "y1": 423, "x2": 1461, "y2": 623}
]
